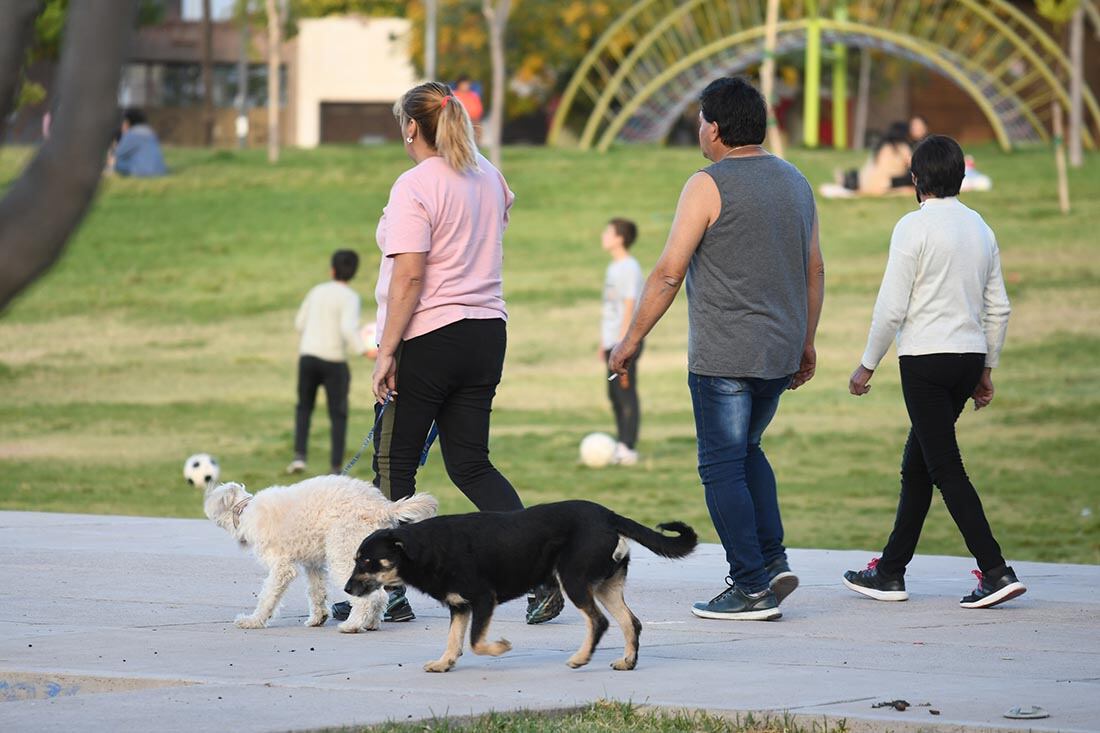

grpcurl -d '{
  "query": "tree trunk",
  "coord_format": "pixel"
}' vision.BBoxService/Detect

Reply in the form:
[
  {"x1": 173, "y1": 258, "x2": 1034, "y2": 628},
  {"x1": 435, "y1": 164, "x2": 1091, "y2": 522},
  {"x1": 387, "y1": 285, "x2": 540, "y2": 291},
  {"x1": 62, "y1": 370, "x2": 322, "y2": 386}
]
[
  {"x1": 425, "y1": 0, "x2": 438, "y2": 80},
  {"x1": 0, "y1": 0, "x2": 40, "y2": 143},
  {"x1": 482, "y1": 0, "x2": 510, "y2": 169},
  {"x1": 201, "y1": 0, "x2": 214, "y2": 146},
  {"x1": 853, "y1": 47, "x2": 871, "y2": 149},
  {"x1": 236, "y1": 9, "x2": 250, "y2": 149},
  {"x1": 1053, "y1": 101, "x2": 1071, "y2": 214},
  {"x1": 265, "y1": 0, "x2": 281, "y2": 163},
  {"x1": 0, "y1": 1, "x2": 137, "y2": 311},
  {"x1": 760, "y1": 0, "x2": 785, "y2": 158},
  {"x1": 1069, "y1": 5, "x2": 1084, "y2": 167}
]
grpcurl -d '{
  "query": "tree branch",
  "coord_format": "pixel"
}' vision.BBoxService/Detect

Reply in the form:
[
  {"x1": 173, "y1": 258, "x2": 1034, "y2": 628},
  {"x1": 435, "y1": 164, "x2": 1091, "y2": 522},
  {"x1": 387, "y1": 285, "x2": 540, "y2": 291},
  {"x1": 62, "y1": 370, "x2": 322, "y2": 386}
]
[
  {"x1": 0, "y1": 0, "x2": 41, "y2": 142},
  {"x1": 0, "y1": 1, "x2": 138, "y2": 311}
]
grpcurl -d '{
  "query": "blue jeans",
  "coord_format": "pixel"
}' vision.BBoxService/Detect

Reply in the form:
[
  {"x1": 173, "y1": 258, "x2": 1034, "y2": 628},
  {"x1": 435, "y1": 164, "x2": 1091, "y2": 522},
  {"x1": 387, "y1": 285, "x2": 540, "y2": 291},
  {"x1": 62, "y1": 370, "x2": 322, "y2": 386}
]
[{"x1": 688, "y1": 372, "x2": 791, "y2": 593}]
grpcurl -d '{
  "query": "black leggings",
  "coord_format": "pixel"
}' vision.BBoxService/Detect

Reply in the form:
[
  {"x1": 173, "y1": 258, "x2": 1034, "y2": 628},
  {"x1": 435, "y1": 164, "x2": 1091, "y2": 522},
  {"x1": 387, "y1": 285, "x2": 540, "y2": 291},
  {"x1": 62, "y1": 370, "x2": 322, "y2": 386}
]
[
  {"x1": 293, "y1": 355, "x2": 350, "y2": 469},
  {"x1": 605, "y1": 343, "x2": 642, "y2": 449},
  {"x1": 371, "y1": 318, "x2": 522, "y2": 512},
  {"x1": 878, "y1": 353, "x2": 1006, "y2": 576}
]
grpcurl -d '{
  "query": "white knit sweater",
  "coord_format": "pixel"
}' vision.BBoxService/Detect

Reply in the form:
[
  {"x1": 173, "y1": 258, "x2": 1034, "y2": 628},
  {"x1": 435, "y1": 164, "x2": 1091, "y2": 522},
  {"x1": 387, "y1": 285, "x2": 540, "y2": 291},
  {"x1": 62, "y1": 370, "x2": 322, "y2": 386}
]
[
  {"x1": 861, "y1": 197, "x2": 1011, "y2": 370},
  {"x1": 295, "y1": 281, "x2": 366, "y2": 362}
]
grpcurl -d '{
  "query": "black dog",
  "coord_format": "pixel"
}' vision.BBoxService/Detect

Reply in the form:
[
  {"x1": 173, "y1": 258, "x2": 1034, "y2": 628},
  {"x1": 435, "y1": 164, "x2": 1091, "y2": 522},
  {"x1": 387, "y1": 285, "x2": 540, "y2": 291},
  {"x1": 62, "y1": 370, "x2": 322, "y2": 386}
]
[{"x1": 344, "y1": 500, "x2": 696, "y2": 672}]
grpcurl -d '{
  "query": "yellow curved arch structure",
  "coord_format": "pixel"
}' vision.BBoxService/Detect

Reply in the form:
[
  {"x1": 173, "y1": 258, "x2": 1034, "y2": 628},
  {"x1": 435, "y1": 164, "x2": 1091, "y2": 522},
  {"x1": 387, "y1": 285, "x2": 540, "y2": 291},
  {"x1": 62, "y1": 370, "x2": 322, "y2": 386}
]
[{"x1": 549, "y1": 0, "x2": 1100, "y2": 152}]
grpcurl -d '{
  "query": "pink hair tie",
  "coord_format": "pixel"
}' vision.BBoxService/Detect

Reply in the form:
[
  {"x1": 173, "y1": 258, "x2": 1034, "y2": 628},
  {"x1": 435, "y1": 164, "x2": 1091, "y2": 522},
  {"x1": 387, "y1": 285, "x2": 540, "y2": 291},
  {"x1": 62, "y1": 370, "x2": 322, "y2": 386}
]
[{"x1": 441, "y1": 95, "x2": 452, "y2": 108}]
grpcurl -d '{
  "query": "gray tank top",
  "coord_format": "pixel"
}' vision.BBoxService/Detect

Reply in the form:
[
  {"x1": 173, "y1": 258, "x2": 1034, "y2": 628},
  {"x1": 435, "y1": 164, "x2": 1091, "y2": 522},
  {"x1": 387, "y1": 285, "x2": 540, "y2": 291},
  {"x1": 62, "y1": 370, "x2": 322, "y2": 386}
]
[{"x1": 686, "y1": 155, "x2": 815, "y2": 378}]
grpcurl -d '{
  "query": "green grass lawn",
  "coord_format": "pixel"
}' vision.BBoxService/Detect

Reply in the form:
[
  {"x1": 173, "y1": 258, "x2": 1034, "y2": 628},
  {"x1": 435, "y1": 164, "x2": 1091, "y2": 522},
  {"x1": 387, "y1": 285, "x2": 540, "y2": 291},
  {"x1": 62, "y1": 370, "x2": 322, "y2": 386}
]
[{"x1": 1, "y1": 141, "x2": 1097, "y2": 564}]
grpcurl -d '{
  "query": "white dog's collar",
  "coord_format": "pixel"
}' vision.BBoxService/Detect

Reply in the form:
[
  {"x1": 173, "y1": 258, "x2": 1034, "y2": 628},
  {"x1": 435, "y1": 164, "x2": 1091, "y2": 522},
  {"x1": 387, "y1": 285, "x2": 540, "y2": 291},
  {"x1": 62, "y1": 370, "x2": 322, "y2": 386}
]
[{"x1": 231, "y1": 497, "x2": 252, "y2": 529}]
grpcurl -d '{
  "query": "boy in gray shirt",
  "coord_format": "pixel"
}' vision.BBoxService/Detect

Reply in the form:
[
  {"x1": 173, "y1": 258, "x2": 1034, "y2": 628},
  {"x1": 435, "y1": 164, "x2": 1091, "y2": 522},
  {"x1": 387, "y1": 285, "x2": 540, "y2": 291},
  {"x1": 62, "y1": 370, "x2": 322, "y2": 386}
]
[{"x1": 600, "y1": 218, "x2": 644, "y2": 465}]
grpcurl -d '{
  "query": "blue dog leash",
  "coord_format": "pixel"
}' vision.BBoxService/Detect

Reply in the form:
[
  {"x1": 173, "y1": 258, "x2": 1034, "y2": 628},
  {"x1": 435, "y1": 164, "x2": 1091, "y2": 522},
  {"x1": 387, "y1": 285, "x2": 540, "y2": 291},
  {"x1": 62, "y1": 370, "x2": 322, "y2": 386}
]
[{"x1": 341, "y1": 392, "x2": 440, "y2": 476}]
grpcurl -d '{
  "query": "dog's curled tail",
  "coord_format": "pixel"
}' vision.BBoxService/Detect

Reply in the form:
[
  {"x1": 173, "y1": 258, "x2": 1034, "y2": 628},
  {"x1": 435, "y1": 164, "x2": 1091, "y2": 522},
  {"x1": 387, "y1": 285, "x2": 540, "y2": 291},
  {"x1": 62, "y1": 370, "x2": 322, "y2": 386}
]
[
  {"x1": 612, "y1": 515, "x2": 697, "y2": 559},
  {"x1": 390, "y1": 493, "x2": 439, "y2": 525}
]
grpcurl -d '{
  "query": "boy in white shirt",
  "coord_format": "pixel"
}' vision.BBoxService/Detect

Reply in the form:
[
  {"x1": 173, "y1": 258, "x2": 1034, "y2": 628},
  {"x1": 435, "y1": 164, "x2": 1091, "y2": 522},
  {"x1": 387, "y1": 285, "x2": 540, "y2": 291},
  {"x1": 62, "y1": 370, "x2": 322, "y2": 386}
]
[
  {"x1": 600, "y1": 219, "x2": 644, "y2": 465},
  {"x1": 289, "y1": 250, "x2": 368, "y2": 475}
]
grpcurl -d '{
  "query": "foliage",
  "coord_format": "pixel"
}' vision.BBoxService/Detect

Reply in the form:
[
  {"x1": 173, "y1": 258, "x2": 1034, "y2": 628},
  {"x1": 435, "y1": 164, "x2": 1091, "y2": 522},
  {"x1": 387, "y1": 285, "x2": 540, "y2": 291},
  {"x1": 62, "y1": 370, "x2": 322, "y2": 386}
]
[
  {"x1": 402, "y1": 0, "x2": 636, "y2": 116},
  {"x1": 1035, "y1": 0, "x2": 1082, "y2": 24}
]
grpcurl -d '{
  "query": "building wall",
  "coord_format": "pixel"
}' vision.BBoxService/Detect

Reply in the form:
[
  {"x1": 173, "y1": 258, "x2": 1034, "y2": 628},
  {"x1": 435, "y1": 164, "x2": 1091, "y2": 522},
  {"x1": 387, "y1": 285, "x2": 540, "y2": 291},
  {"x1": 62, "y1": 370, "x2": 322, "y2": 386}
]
[{"x1": 293, "y1": 16, "x2": 419, "y2": 148}]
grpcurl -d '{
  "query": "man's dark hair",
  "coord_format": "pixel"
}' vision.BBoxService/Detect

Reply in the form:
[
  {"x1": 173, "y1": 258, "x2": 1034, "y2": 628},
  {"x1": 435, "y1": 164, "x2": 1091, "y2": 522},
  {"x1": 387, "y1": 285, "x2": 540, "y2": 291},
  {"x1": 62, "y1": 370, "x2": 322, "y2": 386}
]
[
  {"x1": 608, "y1": 218, "x2": 638, "y2": 249},
  {"x1": 698, "y1": 77, "x2": 767, "y2": 147},
  {"x1": 910, "y1": 134, "x2": 965, "y2": 199},
  {"x1": 122, "y1": 108, "x2": 147, "y2": 127},
  {"x1": 331, "y1": 249, "x2": 360, "y2": 281}
]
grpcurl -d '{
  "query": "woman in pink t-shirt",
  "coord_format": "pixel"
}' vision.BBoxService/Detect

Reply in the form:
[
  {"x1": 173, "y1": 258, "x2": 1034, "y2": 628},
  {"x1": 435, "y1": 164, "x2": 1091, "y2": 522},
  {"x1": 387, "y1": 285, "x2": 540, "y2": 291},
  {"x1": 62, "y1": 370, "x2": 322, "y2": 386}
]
[{"x1": 356, "y1": 81, "x2": 563, "y2": 624}]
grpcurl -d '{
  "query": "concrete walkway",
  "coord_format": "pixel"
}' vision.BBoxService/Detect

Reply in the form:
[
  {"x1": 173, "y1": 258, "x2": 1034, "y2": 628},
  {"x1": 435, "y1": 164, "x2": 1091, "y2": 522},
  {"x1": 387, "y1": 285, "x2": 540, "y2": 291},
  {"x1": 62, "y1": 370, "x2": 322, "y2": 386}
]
[{"x1": 1, "y1": 510, "x2": 1097, "y2": 732}]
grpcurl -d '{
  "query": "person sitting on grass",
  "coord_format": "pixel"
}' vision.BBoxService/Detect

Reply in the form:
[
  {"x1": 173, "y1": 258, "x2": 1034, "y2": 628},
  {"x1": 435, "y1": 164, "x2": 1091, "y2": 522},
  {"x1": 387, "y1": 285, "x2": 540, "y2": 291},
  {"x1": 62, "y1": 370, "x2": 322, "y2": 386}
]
[
  {"x1": 111, "y1": 108, "x2": 167, "y2": 178},
  {"x1": 600, "y1": 217, "x2": 644, "y2": 466},
  {"x1": 288, "y1": 249, "x2": 370, "y2": 477},
  {"x1": 844, "y1": 135, "x2": 1025, "y2": 609}
]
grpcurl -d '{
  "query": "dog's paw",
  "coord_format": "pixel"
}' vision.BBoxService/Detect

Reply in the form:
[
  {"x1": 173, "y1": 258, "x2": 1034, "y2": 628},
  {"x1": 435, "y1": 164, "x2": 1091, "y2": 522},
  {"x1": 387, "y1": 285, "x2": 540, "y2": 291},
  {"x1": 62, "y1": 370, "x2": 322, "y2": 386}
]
[
  {"x1": 610, "y1": 656, "x2": 637, "y2": 671},
  {"x1": 473, "y1": 638, "x2": 511, "y2": 656},
  {"x1": 566, "y1": 654, "x2": 590, "y2": 669},
  {"x1": 423, "y1": 658, "x2": 455, "y2": 673},
  {"x1": 304, "y1": 613, "x2": 328, "y2": 627},
  {"x1": 337, "y1": 619, "x2": 363, "y2": 634},
  {"x1": 235, "y1": 614, "x2": 266, "y2": 629},
  {"x1": 363, "y1": 616, "x2": 382, "y2": 631}
]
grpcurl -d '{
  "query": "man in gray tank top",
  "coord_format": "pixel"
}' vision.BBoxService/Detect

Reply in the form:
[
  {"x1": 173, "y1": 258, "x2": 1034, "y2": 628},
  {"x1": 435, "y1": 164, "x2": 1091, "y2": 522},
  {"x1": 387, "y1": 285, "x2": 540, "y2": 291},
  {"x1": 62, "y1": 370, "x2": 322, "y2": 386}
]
[{"x1": 609, "y1": 77, "x2": 824, "y2": 621}]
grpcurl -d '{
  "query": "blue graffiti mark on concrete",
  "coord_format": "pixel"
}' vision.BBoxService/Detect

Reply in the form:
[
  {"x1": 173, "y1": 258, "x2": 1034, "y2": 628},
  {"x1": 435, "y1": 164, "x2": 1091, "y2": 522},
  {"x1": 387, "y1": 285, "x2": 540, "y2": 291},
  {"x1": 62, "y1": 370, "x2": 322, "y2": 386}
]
[{"x1": 0, "y1": 679, "x2": 82, "y2": 701}]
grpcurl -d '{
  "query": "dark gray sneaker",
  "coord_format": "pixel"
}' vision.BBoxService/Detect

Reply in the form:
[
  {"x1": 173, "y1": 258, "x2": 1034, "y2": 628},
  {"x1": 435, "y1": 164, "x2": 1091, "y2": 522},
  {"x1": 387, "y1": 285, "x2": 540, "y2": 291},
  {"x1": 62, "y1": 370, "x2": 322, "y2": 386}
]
[
  {"x1": 960, "y1": 566, "x2": 1026, "y2": 609},
  {"x1": 843, "y1": 557, "x2": 908, "y2": 601},
  {"x1": 691, "y1": 578, "x2": 782, "y2": 621},
  {"x1": 332, "y1": 585, "x2": 415, "y2": 622},
  {"x1": 766, "y1": 557, "x2": 799, "y2": 605},
  {"x1": 525, "y1": 580, "x2": 565, "y2": 624}
]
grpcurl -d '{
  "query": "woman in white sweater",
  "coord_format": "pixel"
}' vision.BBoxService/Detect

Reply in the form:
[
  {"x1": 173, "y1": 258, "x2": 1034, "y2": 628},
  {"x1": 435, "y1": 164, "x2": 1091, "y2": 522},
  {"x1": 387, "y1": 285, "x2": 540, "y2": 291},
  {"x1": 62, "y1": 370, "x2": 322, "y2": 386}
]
[{"x1": 843, "y1": 135, "x2": 1026, "y2": 609}]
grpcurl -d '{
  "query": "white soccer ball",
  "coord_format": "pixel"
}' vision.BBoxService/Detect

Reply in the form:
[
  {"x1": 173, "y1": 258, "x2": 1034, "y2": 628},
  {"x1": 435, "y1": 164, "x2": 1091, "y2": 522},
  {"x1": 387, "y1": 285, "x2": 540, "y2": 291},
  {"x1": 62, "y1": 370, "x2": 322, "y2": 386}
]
[
  {"x1": 183, "y1": 453, "x2": 220, "y2": 489},
  {"x1": 579, "y1": 432, "x2": 618, "y2": 468}
]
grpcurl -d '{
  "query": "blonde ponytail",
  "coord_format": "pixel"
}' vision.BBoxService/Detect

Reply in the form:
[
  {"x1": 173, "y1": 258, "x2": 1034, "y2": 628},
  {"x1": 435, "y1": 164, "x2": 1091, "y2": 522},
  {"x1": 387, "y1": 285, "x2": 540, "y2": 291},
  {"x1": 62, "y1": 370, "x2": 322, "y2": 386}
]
[{"x1": 394, "y1": 81, "x2": 479, "y2": 173}]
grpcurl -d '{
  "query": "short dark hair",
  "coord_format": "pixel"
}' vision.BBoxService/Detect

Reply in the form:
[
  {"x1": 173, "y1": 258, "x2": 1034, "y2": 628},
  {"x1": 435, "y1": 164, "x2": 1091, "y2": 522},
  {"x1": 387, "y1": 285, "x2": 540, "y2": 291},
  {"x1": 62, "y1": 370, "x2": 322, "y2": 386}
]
[
  {"x1": 122, "y1": 108, "x2": 147, "y2": 126},
  {"x1": 331, "y1": 249, "x2": 360, "y2": 281},
  {"x1": 911, "y1": 135, "x2": 965, "y2": 199},
  {"x1": 608, "y1": 218, "x2": 638, "y2": 248},
  {"x1": 699, "y1": 77, "x2": 767, "y2": 147}
]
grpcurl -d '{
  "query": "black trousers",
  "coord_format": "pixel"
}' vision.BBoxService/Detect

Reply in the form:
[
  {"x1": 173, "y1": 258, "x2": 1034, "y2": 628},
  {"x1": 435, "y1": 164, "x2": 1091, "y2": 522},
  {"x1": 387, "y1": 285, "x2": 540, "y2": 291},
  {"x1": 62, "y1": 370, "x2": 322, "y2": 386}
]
[
  {"x1": 878, "y1": 353, "x2": 1006, "y2": 576},
  {"x1": 372, "y1": 318, "x2": 522, "y2": 512},
  {"x1": 604, "y1": 343, "x2": 642, "y2": 449},
  {"x1": 294, "y1": 355, "x2": 350, "y2": 470}
]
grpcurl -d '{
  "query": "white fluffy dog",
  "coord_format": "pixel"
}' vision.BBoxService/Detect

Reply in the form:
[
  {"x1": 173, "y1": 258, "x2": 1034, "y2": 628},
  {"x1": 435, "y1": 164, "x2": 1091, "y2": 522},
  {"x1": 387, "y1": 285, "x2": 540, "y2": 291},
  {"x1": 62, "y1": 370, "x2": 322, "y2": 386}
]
[{"x1": 204, "y1": 475, "x2": 437, "y2": 633}]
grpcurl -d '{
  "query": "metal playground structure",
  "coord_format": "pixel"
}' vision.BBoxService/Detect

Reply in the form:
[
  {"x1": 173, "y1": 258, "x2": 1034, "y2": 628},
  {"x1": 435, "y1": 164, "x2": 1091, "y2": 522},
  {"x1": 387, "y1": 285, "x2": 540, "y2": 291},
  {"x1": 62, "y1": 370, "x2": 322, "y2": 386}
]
[{"x1": 548, "y1": 0, "x2": 1100, "y2": 152}]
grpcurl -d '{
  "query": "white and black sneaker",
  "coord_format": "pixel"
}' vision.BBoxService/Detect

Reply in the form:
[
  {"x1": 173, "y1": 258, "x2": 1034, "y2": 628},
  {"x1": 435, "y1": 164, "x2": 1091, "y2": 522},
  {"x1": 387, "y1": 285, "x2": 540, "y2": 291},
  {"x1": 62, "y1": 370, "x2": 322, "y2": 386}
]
[
  {"x1": 960, "y1": 566, "x2": 1026, "y2": 609},
  {"x1": 766, "y1": 557, "x2": 799, "y2": 605},
  {"x1": 843, "y1": 557, "x2": 909, "y2": 601}
]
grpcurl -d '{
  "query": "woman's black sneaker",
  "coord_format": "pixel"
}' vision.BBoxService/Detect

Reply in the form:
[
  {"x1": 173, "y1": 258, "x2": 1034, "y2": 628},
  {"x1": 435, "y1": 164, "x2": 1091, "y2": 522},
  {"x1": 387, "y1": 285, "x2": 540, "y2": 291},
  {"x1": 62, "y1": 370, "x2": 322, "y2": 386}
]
[
  {"x1": 331, "y1": 585, "x2": 415, "y2": 622},
  {"x1": 960, "y1": 566, "x2": 1026, "y2": 609},
  {"x1": 842, "y1": 558, "x2": 909, "y2": 601},
  {"x1": 766, "y1": 557, "x2": 799, "y2": 605},
  {"x1": 691, "y1": 577, "x2": 781, "y2": 620}
]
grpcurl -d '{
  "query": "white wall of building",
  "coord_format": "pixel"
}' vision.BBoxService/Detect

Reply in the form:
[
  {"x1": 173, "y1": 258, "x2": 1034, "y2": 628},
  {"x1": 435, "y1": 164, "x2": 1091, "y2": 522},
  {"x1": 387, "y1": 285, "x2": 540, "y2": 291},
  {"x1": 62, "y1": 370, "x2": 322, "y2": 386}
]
[{"x1": 295, "y1": 16, "x2": 420, "y2": 148}]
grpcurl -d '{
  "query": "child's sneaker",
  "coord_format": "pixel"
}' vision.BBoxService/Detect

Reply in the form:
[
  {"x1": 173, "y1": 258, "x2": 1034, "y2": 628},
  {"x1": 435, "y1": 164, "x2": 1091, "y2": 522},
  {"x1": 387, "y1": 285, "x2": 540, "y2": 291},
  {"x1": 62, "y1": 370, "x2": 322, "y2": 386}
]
[
  {"x1": 960, "y1": 566, "x2": 1026, "y2": 609},
  {"x1": 613, "y1": 443, "x2": 639, "y2": 466},
  {"x1": 286, "y1": 457, "x2": 307, "y2": 474},
  {"x1": 842, "y1": 557, "x2": 909, "y2": 601}
]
